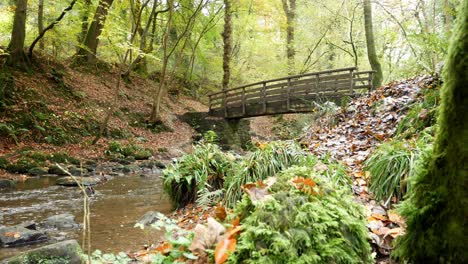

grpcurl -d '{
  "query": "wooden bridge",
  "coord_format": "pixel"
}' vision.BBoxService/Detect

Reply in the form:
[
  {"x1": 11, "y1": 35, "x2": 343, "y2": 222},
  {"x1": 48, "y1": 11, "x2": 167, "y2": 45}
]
[{"x1": 208, "y1": 67, "x2": 374, "y2": 119}]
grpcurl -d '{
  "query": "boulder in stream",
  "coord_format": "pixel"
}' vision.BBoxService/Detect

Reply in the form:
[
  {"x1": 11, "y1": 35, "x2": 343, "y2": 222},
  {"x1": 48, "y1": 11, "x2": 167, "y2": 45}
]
[
  {"x1": 40, "y1": 213, "x2": 80, "y2": 230},
  {"x1": 0, "y1": 239, "x2": 83, "y2": 264},
  {"x1": 56, "y1": 176, "x2": 101, "y2": 186},
  {"x1": 137, "y1": 211, "x2": 165, "y2": 226},
  {"x1": 0, "y1": 179, "x2": 16, "y2": 189},
  {"x1": 0, "y1": 226, "x2": 47, "y2": 248}
]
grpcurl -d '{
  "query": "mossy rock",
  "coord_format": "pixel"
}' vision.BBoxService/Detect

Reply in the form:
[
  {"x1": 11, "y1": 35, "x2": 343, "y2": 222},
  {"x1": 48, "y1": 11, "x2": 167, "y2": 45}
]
[
  {"x1": 122, "y1": 164, "x2": 140, "y2": 173},
  {"x1": 6, "y1": 159, "x2": 38, "y2": 174},
  {"x1": 48, "y1": 152, "x2": 80, "y2": 165},
  {"x1": 28, "y1": 167, "x2": 49, "y2": 176},
  {"x1": 2, "y1": 240, "x2": 83, "y2": 264},
  {"x1": 27, "y1": 152, "x2": 49, "y2": 162},
  {"x1": 134, "y1": 149, "x2": 152, "y2": 160},
  {"x1": 48, "y1": 165, "x2": 68, "y2": 175},
  {"x1": 0, "y1": 179, "x2": 16, "y2": 189}
]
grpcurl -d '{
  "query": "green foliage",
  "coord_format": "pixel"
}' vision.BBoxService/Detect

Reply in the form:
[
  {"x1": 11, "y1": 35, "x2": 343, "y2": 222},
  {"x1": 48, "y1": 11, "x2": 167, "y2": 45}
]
[
  {"x1": 48, "y1": 152, "x2": 80, "y2": 165},
  {"x1": 393, "y1": 2, "x2": 468, "y2": 262},
  {"x1": 88, "y1": 250, "x2": 131, "y2": 264},
  {"x1": 0, "y1": 156, "x2": 10, "y2": 169},
  {"x1": 162, "y1": 143, "x2": 234, "y2": 207},
  {"x1": 224, "y1": 141, "x2": 306, "y2": 207},
  {"x1": 0, "y1": 123, "x2": 28, "y2": 145},
  {"x1": 202, "y1": 130, "x2": 219, "y2": 144},
  {"x1": 229, "y1": 166, "x2": 373, "y2": 264}
]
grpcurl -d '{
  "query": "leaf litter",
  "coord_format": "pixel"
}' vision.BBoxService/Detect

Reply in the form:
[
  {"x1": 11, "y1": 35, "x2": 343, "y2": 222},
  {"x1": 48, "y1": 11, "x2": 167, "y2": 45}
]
[{"x1": 303, "y1": 75, "x2": 437, "y2": 258}]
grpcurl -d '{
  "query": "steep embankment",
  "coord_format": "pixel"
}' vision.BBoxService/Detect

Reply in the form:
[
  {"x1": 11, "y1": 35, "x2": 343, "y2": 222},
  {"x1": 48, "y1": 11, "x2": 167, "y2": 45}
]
[{"x1": 0, "y1": 59, "x2": 207, "y2": 179}]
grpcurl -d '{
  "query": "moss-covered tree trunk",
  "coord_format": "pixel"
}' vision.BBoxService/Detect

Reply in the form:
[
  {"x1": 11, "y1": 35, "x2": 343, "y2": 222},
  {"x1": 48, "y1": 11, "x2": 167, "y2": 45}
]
[
  {"x1": 7, "y1": 0, "x2": 28, "y2": 67},
  {"x1": 394, "y1": 0, "x2": 468, "y2": 262},
  {"x1": 363, "y1": 0, "x2": 383, "y2": 88}
]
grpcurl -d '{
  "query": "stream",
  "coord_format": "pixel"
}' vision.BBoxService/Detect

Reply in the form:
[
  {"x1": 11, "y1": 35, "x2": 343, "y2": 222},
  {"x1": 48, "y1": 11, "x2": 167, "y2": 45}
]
[{"x1": 0, "y1": 167, "x2": 172, "y2": 260}]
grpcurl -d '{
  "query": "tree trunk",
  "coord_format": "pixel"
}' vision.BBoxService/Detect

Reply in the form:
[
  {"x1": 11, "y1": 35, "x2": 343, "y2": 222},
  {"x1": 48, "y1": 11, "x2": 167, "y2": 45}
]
[
  {"x1": 363, "y1": 0, "x2": 383, "y2": 88},
  {"x1": 77, "y1": 0, "x2": 92, "y2": 45},
  {"x1": 75, "y1": 0, "x2": 114, "y2": 63},
  {"x1": 149, "y1": 0, "x2": 174, "y2": 123},
  {"x1": 38, "y1": 0, "x2": 44, "y2": 50},
  {"x1": 7, "y1": 0, "x2": 28, "y2": 67},
  {"x1": 282, "y1": 0, "x2": 296, "y2": 74},
  {"x1": 222, "y1": 0, "x2": 232, "y2": 90},
  {"x1": 393, "y1": 0, "x2": 468, "y2": 262}
]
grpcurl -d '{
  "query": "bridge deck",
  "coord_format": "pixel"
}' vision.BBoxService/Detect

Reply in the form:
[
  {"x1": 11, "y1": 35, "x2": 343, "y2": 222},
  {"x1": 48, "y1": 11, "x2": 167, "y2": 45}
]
[{"x1": 208, "y1": 67, "x2": 374, "y2": 119}]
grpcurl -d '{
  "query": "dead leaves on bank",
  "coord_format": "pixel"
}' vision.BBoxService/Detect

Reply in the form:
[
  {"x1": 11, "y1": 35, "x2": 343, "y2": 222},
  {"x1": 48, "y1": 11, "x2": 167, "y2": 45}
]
[{"x1": 303, "y1": 77, "x2": 435, "y2": 257}]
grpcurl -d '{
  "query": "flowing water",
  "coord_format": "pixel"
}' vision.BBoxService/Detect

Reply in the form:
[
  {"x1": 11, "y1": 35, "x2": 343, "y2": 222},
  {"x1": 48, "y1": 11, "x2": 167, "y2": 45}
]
[{"x1": 0, "y1": 170, "x2": 172, "y2": 259}]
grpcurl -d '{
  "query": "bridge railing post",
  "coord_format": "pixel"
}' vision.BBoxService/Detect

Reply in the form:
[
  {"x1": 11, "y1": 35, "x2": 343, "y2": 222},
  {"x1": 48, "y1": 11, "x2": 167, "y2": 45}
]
[
  {"x1": 208, "y1": 95, "x2": 212, "y2": 112},
  {"x1": 287, "y1": 77, "x2": 291, "y2": 110},
  {"x1": 262, "y1": 82, "x2": 267, "y2": 114},
  {"x1": 368, "y1": 72, "x2": 374, "y2": 91},
  {"x1": 223, "y1": 90, "x2": 228, "y2": 118},
  {"x1": 349, "y1": 68, "x2": 355, "y2": 95},
  {"x1": 242, "y1": 87, "x2": 246, "y2": 116}
]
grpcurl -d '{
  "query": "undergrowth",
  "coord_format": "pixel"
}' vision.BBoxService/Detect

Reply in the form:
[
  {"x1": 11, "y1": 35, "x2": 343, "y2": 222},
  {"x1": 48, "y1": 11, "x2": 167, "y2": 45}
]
[
  {"x1": 364, "y1": 131, "x2": 433, "y2": 204},
  {"x1": 395, "y1": 83, "x2": 439, "y2": 139},
  {"x1": 229, "y1": 166, "x2": 373, "y2": 263},
  {"x1": 162, "y1": 143, "x2": 234, "y2": 207},
  {"x1": 224, "y1": 141, "x2": 307, "y2": 207}
]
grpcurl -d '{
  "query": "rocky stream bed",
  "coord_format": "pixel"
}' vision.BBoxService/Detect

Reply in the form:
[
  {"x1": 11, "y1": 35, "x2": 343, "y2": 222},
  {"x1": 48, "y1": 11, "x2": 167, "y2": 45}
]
[{"x1": 0, "y1": 159, "x2": 173, "y2": 260}]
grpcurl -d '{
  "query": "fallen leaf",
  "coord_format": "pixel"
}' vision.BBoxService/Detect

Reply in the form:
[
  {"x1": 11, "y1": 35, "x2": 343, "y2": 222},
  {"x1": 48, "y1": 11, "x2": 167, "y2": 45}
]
[
  {"x1": 4, "y1": 232, "x2": 21, "y2": 238},
  {"x1": 384, "y1": 227, "x2": 404, "y2": 239},
  {"x1": 214, "y1": 237, "x2": 236, "y2": 264}
]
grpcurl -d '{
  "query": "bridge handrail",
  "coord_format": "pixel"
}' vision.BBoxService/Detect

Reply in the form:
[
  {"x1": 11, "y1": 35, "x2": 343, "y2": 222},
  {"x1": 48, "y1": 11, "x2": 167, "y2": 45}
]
[{"x1": 207, "y1": 67, "x2": 357, "y2": 97}]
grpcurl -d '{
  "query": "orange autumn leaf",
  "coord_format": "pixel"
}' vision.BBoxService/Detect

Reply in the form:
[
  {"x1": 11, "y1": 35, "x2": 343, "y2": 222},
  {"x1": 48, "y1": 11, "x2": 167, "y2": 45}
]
[
  {"x1": 155, "y1": 242, "x2": 172, "y2": 255},
  {"x1": 230, "y1": 216, "x2": 240, "y2": 227},
  {"x1": 215, "y1": 237, "x2": 237, "y2": 264},
  {"x1": 369, "y1": 213, "x2": 388, "y2": 221},
  {"x1": 4, "y1": 232, "x2": 21, "y2": 238},
  {"x1": 226, "y1": 226, "x2": 242, "y2": 238},
  {"x1": 290, "y1": 177, "x2": 319, "y2": 195},
  {"x1": 214, "y1": 205, "x2": 227, "y2": 221}
]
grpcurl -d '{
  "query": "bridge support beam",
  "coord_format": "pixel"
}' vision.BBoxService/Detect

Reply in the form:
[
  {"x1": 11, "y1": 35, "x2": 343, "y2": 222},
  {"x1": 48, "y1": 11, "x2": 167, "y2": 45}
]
[{"x1": 181, "y1": 112, "x2": 251, "y2": 150}]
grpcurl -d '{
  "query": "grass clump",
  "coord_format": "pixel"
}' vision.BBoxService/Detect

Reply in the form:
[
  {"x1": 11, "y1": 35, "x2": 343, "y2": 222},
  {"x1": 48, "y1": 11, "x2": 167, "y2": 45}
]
[
  {"x1": 162, "y1": 143, "x2": 234, "y2": 207},
  {"x1": 230, "y1": 165, "x2": 373, "y2": 264},
  {"x1": 364, "y1": 136, "x2": 432, "y2": 203},
  {"x1": 224, "y1": 141, "x2": 306, "y2": 207}
]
